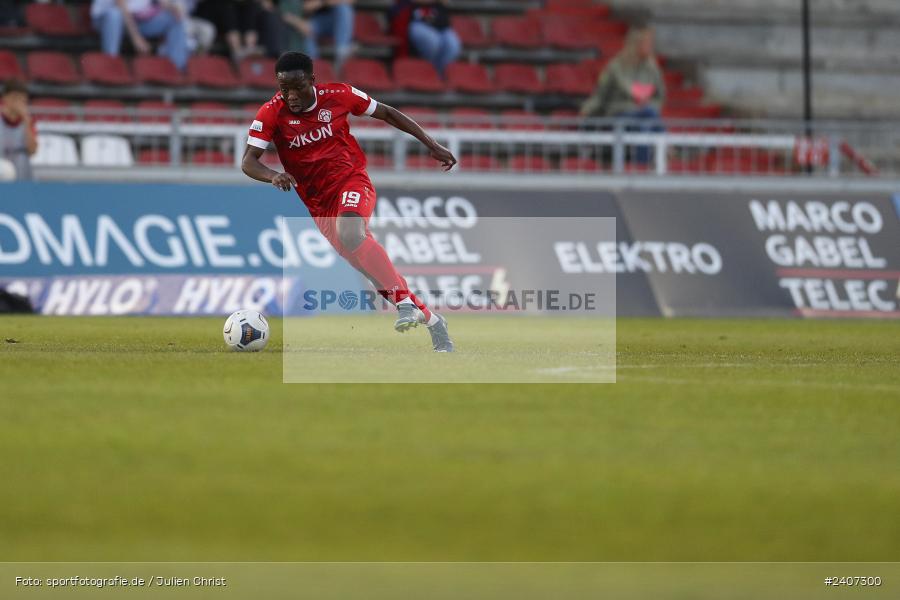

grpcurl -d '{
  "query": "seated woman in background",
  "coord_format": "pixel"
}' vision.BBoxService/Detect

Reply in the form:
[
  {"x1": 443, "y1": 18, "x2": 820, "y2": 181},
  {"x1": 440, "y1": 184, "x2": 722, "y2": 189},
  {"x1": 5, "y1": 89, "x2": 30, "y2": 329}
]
[
  {"x1": 580, "y1": 26, "x2": 665, "y2": 163},
  {"x1": 394, "y1": 0, "x2": 460, "y2": 77}
]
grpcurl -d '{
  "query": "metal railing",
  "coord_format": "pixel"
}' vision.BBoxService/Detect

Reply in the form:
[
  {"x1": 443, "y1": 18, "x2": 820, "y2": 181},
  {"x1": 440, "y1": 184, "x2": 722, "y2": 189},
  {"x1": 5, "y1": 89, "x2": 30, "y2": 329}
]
[{"x1": 29, "y1": 106, "x2": 900, "y2": 178}]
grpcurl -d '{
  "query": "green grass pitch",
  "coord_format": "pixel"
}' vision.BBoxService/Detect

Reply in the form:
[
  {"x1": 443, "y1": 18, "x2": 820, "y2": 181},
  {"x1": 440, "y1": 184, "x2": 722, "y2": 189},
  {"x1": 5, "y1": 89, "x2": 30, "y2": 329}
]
[{"x1": 1, "y1": 316, "x2": 898, "y2": 562}]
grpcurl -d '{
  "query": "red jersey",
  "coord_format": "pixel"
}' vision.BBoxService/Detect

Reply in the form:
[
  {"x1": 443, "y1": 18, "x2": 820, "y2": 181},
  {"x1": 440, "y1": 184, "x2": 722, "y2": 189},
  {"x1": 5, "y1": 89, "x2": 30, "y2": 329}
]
[{"x1": 247, "y1": 83, "x2": 378, "y2": 215}]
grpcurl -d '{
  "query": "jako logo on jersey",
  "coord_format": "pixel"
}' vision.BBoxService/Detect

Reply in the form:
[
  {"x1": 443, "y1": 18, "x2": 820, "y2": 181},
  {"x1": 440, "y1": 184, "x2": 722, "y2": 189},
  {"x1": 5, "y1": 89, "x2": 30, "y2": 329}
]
[
  {"x1": 288, "y1": 123, "x2": 334, "y2": 149},
  {"x1": 318, "y1": 109, "x2": 332, "y2": 123}
]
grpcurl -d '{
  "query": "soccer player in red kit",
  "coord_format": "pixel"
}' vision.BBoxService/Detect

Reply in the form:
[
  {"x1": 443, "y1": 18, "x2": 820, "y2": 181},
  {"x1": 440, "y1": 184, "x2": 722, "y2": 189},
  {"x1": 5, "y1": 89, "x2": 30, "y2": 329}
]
[{"x1": 242, "y1": 51, "x2": 456, "y2": 352}]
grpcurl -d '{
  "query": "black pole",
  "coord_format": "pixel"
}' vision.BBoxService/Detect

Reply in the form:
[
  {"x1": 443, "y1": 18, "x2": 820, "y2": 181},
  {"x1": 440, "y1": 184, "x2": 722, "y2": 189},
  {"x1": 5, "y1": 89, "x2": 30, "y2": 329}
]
[{"x1": 801, "y1": 0, "x2": 813, "y2": 172}]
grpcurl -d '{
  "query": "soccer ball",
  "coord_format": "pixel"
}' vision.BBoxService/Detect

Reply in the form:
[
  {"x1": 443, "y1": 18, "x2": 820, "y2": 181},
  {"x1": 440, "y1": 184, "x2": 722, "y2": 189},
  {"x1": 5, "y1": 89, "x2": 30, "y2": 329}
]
[{"x1": 223, "y1": 309, "x2": 270, "y2": 352}]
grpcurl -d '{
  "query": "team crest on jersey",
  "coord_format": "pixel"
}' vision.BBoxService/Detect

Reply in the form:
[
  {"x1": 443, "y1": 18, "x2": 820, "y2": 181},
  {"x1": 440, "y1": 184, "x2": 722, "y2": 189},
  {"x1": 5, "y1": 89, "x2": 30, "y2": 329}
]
[{"x1": 317, "y1": 109, "x2": 332, "y2": 123}]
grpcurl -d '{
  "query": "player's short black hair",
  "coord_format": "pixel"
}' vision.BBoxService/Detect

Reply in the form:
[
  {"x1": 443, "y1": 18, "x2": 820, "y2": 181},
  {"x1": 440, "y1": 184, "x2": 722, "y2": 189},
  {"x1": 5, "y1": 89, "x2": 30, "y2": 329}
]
[
  {"x1": 275, "y1": 52, "x2": 314, "y2": 77},
  {"x1": 1, "y1": 78, "x2": 28, "y2": 97}
]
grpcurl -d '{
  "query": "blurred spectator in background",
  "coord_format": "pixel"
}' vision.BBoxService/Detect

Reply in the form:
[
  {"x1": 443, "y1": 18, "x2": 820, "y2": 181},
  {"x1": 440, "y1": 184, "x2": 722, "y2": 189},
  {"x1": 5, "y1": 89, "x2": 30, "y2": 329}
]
[
  {"x1": 394, "y1": 0, "x2": 459, "y2": 77},
  {"x1": 299, "y1": 0, "x2": 355, "y2": 70},
  {"x1": 580, "y1": 26, "x2": 664, "y2": 163},
  {"x1": 0, "y1": 79, "x2": 36, "y2": 181},
  {"x1": 0, "y1": 0, "x2": 22, "y2": 28},
  {"x1": 278, "y1": 0, "x2": 312, "y2": 56},
  {"x1": 91, "y1": 0, "x2": 190, "y2": 70},
  {"x1": 176, "y1": 0, "x2": 217, "y2": 55},
  {"x1": 196, "y1": 0, "x2": 285, "y2": 61}
]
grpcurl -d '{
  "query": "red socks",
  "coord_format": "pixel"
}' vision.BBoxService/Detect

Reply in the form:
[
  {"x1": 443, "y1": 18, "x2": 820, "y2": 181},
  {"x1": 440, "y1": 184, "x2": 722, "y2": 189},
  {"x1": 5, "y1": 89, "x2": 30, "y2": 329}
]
[{"x1": 348, "y1": 236, "x2": 433, "y2": 322}]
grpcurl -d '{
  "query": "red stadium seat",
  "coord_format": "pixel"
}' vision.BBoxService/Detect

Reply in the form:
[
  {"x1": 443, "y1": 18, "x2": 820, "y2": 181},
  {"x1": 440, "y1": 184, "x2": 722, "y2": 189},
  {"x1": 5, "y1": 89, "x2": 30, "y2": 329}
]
[
  {"x1": 405, "y1": 155, "x2": 443, "y2": 170},
  {"x1": 354, "y1": 12, "x2": 398, "y2": 46},
  {"x1": 393, "y1": 58, "x2": 444, "y2": 93},
  {"x1": 84, "y1": 99, "x2": 130, "y2": 122},
  {"x1": 662, "y1": 104, "x2": 722, "y2": 119},
  {"x1": 365, "y1": 153, "x2": 391, "y2": 169},
  {"x1": 24, "y1": 3, "x2": 86, "y2": 37},
  {"x1": 450, "y1": 108, "x2": 494, "y2": 129},
  {"x1": 445, "y1": 62, "x2": 493, "y2": 94},
  {"x1": 461, "y1": 154, "x2": 501, "y2": 171},
  {"x1": 549, "y1": 108, "x2": 580, "y2": 129},
  {"x1": 398, "y1": 106, "x2": 442, "y2": 128},
  {"x1": 187, "y1": 56, "x2": 240, "y2": 89},
  {"x1": 27, "y1": 51, "x2": 80, "y2": 85},
  {"x1": 663, "y1": 70, "x2": 684, "y2": 89},
  {"x1": 509, "y1": 155, "x2": 549, "y2": 171},
  {"x1": 31, "y1": 98, "x2": 77, "y2": 122},
  {"x1": 545, "y1": 0, "x2": 610, "y2": 14},
  {"x1": 494, "y1": 63, "x2": 543, "y2": 94},
  {"x1": 313, "y1": 59, "x2": 336, "y2": 82},
  {"x1": 542, "y1": 18, "x2": 599, "y2": 50},
  {"x1": 544, "y1": 63, "x2": 593, "y2": 95},
  {"x1": 667, "y1": 86, "x2": 705, "y2": 106},
  {"x1": 134, "y1": 56, "x2": 183, "y2": 85},
  {"x1": 240, "y1": 57, "x2": 276, "y2": 89},
  {"x1": 0, "y1": 50, "x2": 23, "y2": 80},
  {"x1": 500, "y1": 110, "x2": 546, "y2": 130},
  {"x1": 81, "y1": 52, "x2": 134, "y2": 86},
  {"x1": 191, "y1": 150, "x2": 232, "y2": 166},
  {"x1": 580, "y1": 57, "x2": 611, "y2": 82},
  {"x1": 561, "y1": 157, "x2": 601, "y2": 172},
  {"x1": 187, "y1": 102, "x2": 240, "y2": 124},
  {"x1": 137, "y1": 148, "x2": 172, "y2": 165},
  {"x1": 491, "y1": 17, "x2": 541, "y2": 49},
  {"x1": 136, "y1": 100, "x2": 176, "y2": 123},
  {"x1": 342, "y1": 58, "x2": 394, "y2": 93},
  {"x1": 451, "y1": 15, "x2": 490, "y2": 48}
]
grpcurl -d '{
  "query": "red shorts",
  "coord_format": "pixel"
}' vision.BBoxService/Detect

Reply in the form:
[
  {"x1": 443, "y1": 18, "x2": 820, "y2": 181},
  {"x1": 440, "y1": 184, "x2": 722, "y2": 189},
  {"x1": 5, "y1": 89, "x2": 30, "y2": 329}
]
[{"x1": 311, "y1": 173, "x2": 376, "y2": 255}]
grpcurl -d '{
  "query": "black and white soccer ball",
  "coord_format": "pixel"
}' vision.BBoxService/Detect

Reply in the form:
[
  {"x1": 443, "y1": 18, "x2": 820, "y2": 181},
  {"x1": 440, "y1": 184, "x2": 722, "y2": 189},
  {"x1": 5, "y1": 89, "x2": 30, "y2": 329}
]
[{"x1": 223, "y1": 309, "x2": 269, "y2": 352}]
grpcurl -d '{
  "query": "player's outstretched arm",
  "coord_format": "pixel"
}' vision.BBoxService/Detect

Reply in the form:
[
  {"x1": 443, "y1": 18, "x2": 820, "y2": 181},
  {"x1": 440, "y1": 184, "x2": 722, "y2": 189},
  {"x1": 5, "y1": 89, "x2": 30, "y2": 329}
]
[
  {"x1": 242, "y1": 145, "x2": 296, "y2": 191},
  {"x1": 371, "y1": 103, "x2": 457, "y2": 171}
]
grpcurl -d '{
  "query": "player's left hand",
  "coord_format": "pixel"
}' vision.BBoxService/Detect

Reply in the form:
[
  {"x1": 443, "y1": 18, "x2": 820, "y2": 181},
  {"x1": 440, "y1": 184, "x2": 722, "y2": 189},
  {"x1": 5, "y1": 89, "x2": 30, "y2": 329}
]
[
  {"x1": 272, "y1": 172, "x2": 297, "y2": 191},
  {"x1": 429, "y1": 144, "x2": 458, "y2": 171}
]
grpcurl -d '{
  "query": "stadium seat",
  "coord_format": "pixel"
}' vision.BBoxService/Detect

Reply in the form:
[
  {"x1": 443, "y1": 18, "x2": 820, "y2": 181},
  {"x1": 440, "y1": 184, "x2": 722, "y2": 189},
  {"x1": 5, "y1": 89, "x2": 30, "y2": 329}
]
[
  {"x1": 398, "y1": 106, "x2": 441, "y2": 128},
  {"x1": 667, "y1": 86, "x2": 705, "y2": 106},
  {"x1": 393, "y1": 58, "x2": 444, "y2": 93},
  {"x1": 491, "y1": 17, "x2": 541, "y2": 49},
  {"x1": 84, "y1": 99, "x2": 130, "y2": 122},
  {"x1": 137, "y1": 148, "x2": 172, "y2": 165},
  {"x1": 24, "y1": 3, "x2": 86, "y2": 37},
  {"x1": 449, "y1": 108, "x2": 494, "y2": 129},
  {"x1": 0, "y1": 50, "x2": 23, "y2": 80},
  {"x1": 187, "y1": 56, "x2": 240, "y2": 89},
  {"x1": 240, "y1": 57, "x2": 276, "y2": 89},
  {"x1": 405, "y1": 155, "x2": 443, "y2": 170},
  {"x1": 549, "y1": 108, "x2": 580, "y2": 129},
  {"x1": 81, "y1": 135, "x2": 135, "y2": 167},
  {"x1": 541, "y1": 19, "x2": 600, "y2": 50},
  {"x1": 451, "y1": 15, "x2": 490, "y2": 48},
  {"x1": 580, "y1": 57, "x2": 611, "y2": 82},
  {"x1": 445, "y1": 62, "x2": 493, "y2": 94},
  {"x1": 662, "y1": 104, "x2": 723, "y2": 119},
  {"x1": 561, "y1": 157, "x2": 601, "y2": 172},
  {"x1": 190, "y1": 150, "x2": 232, "y2": 166},
  {"x1": 187, "y1": 102, "x2": 240, "y2": 124},
  {"x1": 494, "y1": 63, "x2": 543, "y2": 94},
  {"x1": 27, "y1": 51, "x2": 80, "y2": 85},
  {"x1": 342, "y1": 58, "x2": 394, "y2": 93},
  {"x1": 500, "y1": 110, "x2": 545, "y2": 130},
  {"x1": 664, "y1": 70, "x2": 685, "y2": 89},
  {"x1": 136, "y1": 100, "x2": 176, "y2": 123},
  {"x1": 544, "y1": 63, "x2": 594, "y2": 95},
  {"x1": 81, "y1": 52, "x2": 134, "y2": 86},
  {"x1": 354, "y1": 12, "x2": 398, "y2": 47},
  {"x1": 31, "y1": 98, "x2": 76, "y2": 122},
  {"x1": 313, "y1": 59, "x2": 335, "y2": 82},
  {"x1": 365, "y1": 153, "x2": 391, "y2": 169},
  {"x1": 460, "y1": 153, "x2": 501, "y2": 171},
  {"x1": 31, "y1": 134, "x2": 79, "y2": 167},
  {"x1": 134, "y1": 56, "x2": 183, "y2": 86},
  {"x1": 544, "y1": 0, "x2": 610, "y2": 13},
  {"x1": 509, "y1": 155, "x2": 549, "y2": 171}
]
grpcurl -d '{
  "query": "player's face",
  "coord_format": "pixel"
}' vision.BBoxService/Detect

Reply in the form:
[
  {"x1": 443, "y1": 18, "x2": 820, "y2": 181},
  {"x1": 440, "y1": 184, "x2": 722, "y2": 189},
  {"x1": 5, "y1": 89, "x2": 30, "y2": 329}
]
[{"x1": 277, "y1": 71, "x2": 316, "y2": 114}]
